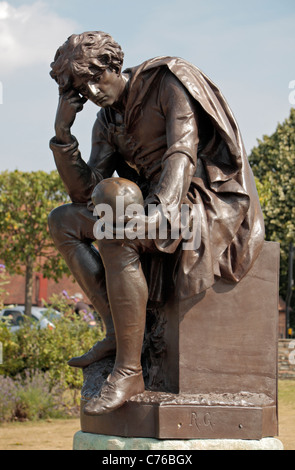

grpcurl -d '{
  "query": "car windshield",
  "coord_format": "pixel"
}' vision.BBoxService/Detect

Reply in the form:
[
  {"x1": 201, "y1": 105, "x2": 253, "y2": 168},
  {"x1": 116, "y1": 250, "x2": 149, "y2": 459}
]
[
  {"x1": 1, "y1": 310, "x2": 24, "y2": 327},
  {"x1": 1, "y1": 306, "x2": 59, "y2": 329},
  {"x1": 38, "y1": 308, "x2": 61, "y2": 321}
]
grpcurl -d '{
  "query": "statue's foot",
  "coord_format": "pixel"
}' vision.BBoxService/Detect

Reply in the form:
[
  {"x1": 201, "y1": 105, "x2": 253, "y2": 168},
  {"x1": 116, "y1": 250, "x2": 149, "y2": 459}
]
[
  {"x1": 83, "y1": 369, "x2": 145, "y2": 415},
  {"x1": 67, "y1": 337, "x2": 116, "y2": 368}
]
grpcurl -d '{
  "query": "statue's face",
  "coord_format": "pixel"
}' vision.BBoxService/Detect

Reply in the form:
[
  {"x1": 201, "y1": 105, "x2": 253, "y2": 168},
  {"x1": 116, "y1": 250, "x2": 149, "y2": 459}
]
[{"x1": 73, "y1": 68, "x2": 123, "y2": 107}]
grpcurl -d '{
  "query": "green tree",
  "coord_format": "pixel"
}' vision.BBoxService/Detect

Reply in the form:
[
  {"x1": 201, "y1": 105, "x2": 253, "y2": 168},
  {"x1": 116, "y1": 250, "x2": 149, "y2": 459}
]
[
  {"x1": 0, "y1": 264, "x2": 9, "y2": 310},
  {"x1": 0, "y1": 170, "x2": 71, "y2": 315},
  {"x1": 249, "y1": 108, "x2": 295, "y2": 318}
]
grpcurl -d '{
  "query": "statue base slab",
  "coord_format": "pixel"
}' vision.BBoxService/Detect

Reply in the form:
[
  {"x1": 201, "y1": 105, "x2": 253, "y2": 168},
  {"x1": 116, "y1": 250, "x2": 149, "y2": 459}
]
[
  {"x1": 73, "y1": 431, "x2": 284, "y2": 451},
  {"x1": 80, "y1": 391, "x2": 277, "y2": 440}
]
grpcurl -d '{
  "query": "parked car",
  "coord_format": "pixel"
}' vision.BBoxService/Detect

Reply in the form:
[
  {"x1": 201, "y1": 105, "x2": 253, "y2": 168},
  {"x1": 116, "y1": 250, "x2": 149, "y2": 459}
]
[
  {"x1": 33, "y1": 307, "x2": 62, "y2": 323},
  {"x1": 0, "y1": 306, "x2": 58, "y2": 332}
]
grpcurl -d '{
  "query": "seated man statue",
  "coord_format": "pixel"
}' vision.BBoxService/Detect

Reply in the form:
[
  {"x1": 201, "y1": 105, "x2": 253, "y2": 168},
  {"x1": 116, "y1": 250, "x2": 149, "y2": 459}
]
[{"x1": 48, "y1": 31, "x2": 265, "y2": 416}]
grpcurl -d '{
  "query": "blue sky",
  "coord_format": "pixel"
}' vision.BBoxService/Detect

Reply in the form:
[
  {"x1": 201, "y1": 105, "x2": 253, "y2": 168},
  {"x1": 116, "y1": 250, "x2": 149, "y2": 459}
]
[{"x1": 0, "y1": 0, "x2": 294, "y2": 172}]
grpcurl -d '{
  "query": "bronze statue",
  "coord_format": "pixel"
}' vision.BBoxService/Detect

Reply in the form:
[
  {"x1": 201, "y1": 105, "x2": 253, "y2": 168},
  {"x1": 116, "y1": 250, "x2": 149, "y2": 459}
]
[{"x1": 48, "y1": 31, "x2": 264, "y2": 416}]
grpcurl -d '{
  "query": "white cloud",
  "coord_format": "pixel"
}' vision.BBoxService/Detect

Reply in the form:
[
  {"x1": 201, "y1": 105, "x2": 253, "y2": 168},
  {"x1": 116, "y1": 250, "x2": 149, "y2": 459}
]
[{"x1": 0, "y1": 1, "x2": 78, "y2": 74}]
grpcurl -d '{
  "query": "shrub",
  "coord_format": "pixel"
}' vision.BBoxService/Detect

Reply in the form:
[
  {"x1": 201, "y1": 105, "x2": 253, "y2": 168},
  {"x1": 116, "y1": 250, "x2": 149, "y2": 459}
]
[
  {"x1": 0, "y1": 375, "x2": 18, "y2": 422},
  {"x1": 0, "y1": 314, "x2": 104, "y2": 390},
  {"x1": 0, "y1": 370, "x2": 77, "y2": 422},
  {"x1": 0, "y1": 293, "x2": 105, "y2": 421}
]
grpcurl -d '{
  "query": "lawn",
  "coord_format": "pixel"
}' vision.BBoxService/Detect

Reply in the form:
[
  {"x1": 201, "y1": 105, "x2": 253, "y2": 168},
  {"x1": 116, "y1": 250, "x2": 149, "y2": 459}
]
[{"x1": 278, "y1": 380, "x2": 295, "y2": 450}]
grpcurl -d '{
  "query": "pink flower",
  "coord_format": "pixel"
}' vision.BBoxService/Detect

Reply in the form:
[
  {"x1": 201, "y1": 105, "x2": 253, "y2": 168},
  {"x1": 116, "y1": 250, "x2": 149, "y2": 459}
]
[{"x1": 62, "y1": 290, "x2": 70, "y2": 299}]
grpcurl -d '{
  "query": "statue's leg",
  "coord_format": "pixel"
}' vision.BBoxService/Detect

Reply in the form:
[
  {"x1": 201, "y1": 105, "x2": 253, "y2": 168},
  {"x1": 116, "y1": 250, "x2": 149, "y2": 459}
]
[
  {"x1": 83, "y1": 237, "x2": 152, "y2": 415},
  {"x1": 48, "y1": 203, "x2": 116, "y2": 366}
]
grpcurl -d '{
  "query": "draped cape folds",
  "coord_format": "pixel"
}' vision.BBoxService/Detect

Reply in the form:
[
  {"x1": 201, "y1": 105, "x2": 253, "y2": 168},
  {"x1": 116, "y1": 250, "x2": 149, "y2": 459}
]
[{"x1": 121, "y1": 57, "x2": 265, "y2": 302}]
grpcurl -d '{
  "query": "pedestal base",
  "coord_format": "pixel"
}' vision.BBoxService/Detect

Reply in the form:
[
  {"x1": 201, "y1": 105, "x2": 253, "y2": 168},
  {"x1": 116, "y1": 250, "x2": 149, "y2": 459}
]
[
  {"x1": 80, "y1": 390, "x2": 277, "y2": 440},
  {"x1": 73, "y1": 431, "x2": 284, "y2": 451}
]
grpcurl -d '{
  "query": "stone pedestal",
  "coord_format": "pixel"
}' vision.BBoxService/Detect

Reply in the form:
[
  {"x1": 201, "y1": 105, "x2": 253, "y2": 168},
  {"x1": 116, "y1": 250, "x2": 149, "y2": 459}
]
[
  {"x1": 73, "y1": 432, "x2": 284, "y2": 451},
  {"x1": 79, "y1": 241, "x2": 279, "y2": 441}
]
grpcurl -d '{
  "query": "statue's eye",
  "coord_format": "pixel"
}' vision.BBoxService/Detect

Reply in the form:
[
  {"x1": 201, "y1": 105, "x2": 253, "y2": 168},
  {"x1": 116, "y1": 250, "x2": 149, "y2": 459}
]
[{"x1": 94, "y1": 74, "x2": 102, "y2": 83}]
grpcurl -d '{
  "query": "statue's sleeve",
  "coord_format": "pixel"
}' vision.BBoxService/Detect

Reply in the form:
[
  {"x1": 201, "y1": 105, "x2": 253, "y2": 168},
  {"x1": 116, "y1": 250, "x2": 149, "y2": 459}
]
[
  {"x1": 49, "y1": 111, "x2": 116, "y2": 203},
  {"x1": 151, "y1": 71, "x2": 199, "y2": 210}
]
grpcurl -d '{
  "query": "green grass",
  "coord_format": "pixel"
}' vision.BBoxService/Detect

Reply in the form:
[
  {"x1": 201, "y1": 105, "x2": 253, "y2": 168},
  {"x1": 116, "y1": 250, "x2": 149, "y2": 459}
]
[{"x1": 278, "y1": 380, "x2": 295, "y2": 410}]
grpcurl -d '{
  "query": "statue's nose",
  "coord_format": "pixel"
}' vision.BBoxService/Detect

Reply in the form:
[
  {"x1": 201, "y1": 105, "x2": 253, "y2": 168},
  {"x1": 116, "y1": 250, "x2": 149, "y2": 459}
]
[{"x1": 88, "y1": 82, "x2": 101, "y2": 96}]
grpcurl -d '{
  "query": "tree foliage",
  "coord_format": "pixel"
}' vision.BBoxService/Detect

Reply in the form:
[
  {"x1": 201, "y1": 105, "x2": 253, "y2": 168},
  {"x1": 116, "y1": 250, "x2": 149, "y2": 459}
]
[
  {"x1": 0, "y1": 170, "x2": 71, "y2": 313},
  {"x1": 249, "y1": 108, "x2": 295, "y2": 308}
]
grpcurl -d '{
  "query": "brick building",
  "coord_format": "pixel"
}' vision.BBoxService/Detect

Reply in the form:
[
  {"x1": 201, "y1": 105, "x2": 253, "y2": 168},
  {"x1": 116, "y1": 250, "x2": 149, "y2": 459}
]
[
  {"x1": 2, "y1": 271, "x2": 90, "y2": 307},
  {"x1": 279, "y1": 297, "x2": 287, "y2": 339}
]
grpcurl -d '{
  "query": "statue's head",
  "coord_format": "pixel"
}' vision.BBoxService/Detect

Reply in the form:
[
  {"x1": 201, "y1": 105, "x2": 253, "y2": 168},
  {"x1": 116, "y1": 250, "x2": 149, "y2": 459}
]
[{"x1": 50, "y1": 31, "x2": 124, "y2": 94}]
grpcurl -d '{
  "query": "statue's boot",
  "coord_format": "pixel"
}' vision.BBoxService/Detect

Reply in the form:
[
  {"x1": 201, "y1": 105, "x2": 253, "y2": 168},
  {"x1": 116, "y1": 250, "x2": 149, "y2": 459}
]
[
  {"x1": 84, "y1": 368, "x2": 145, "y2": 415},
  {"x1": 67, "y1": 336, "x2": 116, "y2": 368},
  {"x1": 83, "y1": 237, "x2": 148, "y2": 415}
]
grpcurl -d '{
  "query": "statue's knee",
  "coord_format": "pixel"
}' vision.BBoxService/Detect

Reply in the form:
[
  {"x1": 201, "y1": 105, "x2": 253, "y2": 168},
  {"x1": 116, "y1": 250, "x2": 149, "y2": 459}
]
[
  {"x1": 48, "y1": 205, "x2": 71, "y2": 242},
  {"x1": 48, "y1": 206, "x2": 61, "y2": 233}
]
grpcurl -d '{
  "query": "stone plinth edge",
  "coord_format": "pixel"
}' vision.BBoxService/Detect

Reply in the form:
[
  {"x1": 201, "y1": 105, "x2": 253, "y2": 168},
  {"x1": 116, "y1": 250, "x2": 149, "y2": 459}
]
[{"x1": 73, "y1": 431, "x2": 284, "y2": 451}]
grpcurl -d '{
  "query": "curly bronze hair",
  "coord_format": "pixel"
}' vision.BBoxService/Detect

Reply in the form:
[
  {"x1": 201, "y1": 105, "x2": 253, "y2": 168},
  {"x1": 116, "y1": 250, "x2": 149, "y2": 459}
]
[{"x1": 50, "y1": 31, "x2": 124, "y2": 93}]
